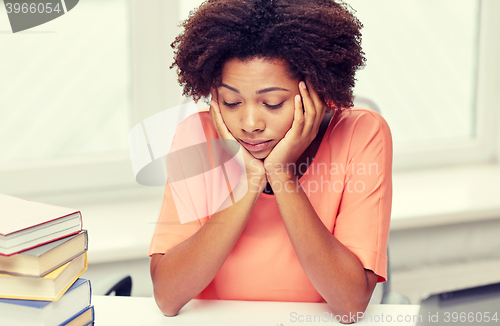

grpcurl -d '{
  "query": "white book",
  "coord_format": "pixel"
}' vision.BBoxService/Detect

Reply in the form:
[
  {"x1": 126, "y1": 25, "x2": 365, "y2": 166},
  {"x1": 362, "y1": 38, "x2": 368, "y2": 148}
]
[{"x1": 0, "y1": 194, "x2": 82, "y2": 256}]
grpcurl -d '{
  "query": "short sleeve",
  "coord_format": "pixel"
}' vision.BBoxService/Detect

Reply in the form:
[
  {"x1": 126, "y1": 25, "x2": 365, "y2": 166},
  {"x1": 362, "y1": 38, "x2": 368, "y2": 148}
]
[
  {"x1": 333, "y1": 109, "x2": 392, "y2": 282},
  {"x1": 148, "y1": 180, "x2": 204, "y2": 256}
]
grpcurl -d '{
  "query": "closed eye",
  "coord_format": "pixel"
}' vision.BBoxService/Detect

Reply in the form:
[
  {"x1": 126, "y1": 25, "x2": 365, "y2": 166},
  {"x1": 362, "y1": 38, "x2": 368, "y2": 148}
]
[
  {"x1": 223, "y1": 100, "x2": 241, "y2": 107},
  {"x1": 264, "y1": 101, "x2": 285, "y2": 109}
]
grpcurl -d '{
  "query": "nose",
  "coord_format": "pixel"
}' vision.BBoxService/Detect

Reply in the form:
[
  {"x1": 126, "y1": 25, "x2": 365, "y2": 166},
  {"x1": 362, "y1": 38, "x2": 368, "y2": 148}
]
[{"x1": 239, "y1": 105, "x2": 265, "y2": 133}]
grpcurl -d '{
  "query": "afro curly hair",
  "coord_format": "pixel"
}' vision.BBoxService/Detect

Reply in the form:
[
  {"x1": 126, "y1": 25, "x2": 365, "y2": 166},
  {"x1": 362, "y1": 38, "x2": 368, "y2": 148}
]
[{"x1": 171, "y1": 0, "x2": 365, "y2": 110}]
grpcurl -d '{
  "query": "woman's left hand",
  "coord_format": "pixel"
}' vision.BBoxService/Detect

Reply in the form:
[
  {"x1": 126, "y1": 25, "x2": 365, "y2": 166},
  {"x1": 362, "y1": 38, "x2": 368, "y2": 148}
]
[{"x1": 264, "y1": 80, "x2": 327, "y2": 179}]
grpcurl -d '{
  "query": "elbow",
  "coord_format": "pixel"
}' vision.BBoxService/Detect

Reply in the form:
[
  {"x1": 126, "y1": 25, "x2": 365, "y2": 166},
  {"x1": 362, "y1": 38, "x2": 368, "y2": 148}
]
[
  {"x1": 330, "y1": 277, "x2": 376, "y2": 324},
  {"x1": 150, "y1": 254, "x2": 186, "y2": 316},
  {"x1": 153, "y1": 292, "x2": 183, "y2": 317},
  {"x1": 152, "y1": 279, "x2": 186, "y2": 317},
  {"x1": 152, "y1": 279, "x2": 189, "y2": 316},
  {"x1": 329, "y1": 296, "x2": 370, "y2": 324},
  {"x1": 333, "y1": 308, "x2": 368, "y2": 324},
  {"x1": 161, "y1": 305, "x2": 181, "y2": 317}
]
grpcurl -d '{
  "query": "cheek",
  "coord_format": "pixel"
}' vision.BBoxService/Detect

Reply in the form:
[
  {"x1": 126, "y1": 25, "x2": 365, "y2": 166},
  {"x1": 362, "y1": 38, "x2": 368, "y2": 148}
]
[
  {"x1": 219, "y1": 108, "x2": 237, "y2": 132},
  {"x1": 278, "y1": 103, "x2": 295, "y2": 135}
]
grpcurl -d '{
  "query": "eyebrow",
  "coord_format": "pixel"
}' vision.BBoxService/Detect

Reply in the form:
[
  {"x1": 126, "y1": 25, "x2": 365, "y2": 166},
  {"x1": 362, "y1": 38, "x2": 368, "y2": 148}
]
[{"x1": 220, "y1": 84, "x2": 290, "y2": 94}]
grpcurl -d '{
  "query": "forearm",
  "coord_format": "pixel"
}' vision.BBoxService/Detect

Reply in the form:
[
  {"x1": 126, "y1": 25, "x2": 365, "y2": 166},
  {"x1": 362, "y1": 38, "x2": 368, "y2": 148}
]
[
  {"x1": 269, "y1": 174, "x2": 374, "y2": 319},
  {"x1": 151, "y1": 176, "x2": 265, "y2": 316}
]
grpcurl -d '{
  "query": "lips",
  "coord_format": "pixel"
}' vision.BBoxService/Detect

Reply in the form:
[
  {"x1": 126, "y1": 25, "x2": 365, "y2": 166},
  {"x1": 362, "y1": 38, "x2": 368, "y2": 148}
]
[{"x1": 239, "y1": 138, "x2": 273, "y2": 152}]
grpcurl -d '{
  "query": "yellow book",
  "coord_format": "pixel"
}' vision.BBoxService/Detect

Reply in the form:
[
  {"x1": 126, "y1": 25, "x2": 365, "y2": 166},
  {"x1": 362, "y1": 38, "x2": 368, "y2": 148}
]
[{"x1": 0, "y1": 252, "x2": 87, "y2": 301}]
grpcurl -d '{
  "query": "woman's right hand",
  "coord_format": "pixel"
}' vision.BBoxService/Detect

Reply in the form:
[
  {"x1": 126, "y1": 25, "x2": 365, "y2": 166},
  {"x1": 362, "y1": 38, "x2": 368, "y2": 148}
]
[{"x1": 209, "y1": 89, "x2": 267, "y2": 189}]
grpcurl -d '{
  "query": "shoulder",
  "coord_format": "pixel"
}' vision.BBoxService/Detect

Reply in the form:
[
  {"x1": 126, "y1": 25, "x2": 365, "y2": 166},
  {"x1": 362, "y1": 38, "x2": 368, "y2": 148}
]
[
  {"x1": 328, "y1": 107, "x2": 392, "y2": 143},
  {"x1": 335, "y1": 107, "x2": 390, "y2": 132},
  {"x1": 171, "y1": 111, "x2": 218, "y2": 151},
  {"x1": 176, "y1": 110, "x2": 214, "y2": 133},
  {"x1": 326, "y1": 107, "x2": 393, "y2": 161}
]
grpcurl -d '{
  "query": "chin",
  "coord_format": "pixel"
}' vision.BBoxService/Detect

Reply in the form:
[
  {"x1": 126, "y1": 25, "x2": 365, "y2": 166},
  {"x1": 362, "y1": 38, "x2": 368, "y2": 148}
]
[{"x1": 250, "y1": 152, "x2": 269, "y2": 160}]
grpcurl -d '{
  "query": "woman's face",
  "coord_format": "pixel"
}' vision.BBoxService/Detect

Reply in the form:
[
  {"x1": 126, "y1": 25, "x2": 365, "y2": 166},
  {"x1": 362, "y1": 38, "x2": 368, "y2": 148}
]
[{"x1": 217, "y1": 57, "x2": 301, "y2": 160}]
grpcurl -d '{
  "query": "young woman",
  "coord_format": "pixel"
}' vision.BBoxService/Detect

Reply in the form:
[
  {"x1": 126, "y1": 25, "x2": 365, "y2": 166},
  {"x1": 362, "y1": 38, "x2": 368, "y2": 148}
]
[{"x1": 149, "y1": 0, "x2": 392, "y2": 321}]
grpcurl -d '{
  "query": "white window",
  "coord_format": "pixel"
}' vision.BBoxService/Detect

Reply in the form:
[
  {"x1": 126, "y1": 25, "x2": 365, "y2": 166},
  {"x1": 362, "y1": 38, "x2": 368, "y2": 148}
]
[
  {"x1": 0, "y1": 0, "x2": 133, "y2": 196},
  {"x1": 0, "y1": 0, "x2": 131, "y2": 164},
  {"x1": 350, "y1": 0, "x2": 500, "y2": 169}
]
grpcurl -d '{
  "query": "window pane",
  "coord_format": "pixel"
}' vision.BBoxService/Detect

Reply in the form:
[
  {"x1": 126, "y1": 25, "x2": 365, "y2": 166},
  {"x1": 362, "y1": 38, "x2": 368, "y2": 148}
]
[
  {"x1": 0, "y1": 0, "x2": 131, "y2": 164},
  {"x1": 349, "y1": 0, "x2": 479, "y2": 148}
]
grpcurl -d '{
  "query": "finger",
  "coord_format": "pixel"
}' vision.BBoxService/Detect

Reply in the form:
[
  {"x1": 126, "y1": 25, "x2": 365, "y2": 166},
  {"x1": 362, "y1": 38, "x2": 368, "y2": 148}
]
[
  {"x1": 209, "y1": 89, "x2": 226, "y2": 140},
  {"x1": 210, "y1": 99, "x2": 237, "y2": 143},
  {"x1": 290, "y1": 94, "x2": 304, "y2": 137},
  {"x1": 211, "y1": 87, "x2": 219, "y2": 103},
  {"x1": 210, "y1": 88, "x2": 229, "y2": 138},
  {"x1": 210, "y1": 88, "x2": 221, "y2": 115},
  {"x1": 299, "y1": 81, "x2": 316, "y2": 135},
  {"x1": 209, "y1": 99, "x2": 223, "y2": 136},
  {"x1": 304, "y1": 78, "x2": 325, "y2": 114},
  {"x1": 303, "y1": 79, "x2": 326, "y2": 134},
  {"x1": 209, "y1": 103, "x2": 222, "y2": 142},
  {"x1": 281, "y1": 94, "x2": 303, "y2": 143},
  {"x1": 209, "y1": 91, "x2": 219, "y2": 132}
]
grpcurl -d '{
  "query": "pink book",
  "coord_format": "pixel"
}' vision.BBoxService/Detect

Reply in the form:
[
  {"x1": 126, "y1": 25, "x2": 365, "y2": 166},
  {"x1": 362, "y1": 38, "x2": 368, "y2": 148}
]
[{"x1": 0, "y1": 194, "x2": 82, "y2": 256}]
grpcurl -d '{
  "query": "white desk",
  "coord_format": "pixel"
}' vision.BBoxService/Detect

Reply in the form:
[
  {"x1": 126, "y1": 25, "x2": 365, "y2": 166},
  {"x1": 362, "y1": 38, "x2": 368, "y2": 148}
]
[{"x1": 92, "y1": 296, "x2": 421, "y2": 325}]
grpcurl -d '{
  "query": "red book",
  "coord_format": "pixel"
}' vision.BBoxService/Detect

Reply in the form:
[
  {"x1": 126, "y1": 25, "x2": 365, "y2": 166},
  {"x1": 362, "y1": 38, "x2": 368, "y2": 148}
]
[{"x1": 0, "y1": 194, "x2": 82, "y2": 256}]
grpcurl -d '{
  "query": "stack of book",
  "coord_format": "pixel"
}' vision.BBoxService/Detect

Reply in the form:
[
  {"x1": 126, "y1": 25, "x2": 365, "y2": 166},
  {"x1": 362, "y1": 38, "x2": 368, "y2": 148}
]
[{"x1": 0, "y1": 194, "x2": 94, "y2": 325}]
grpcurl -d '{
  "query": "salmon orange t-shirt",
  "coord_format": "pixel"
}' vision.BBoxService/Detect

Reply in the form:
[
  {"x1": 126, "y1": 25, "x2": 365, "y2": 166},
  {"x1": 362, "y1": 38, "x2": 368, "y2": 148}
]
[{"x1": 149, "y1": 107, "x2": 392, "y2": 302}]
